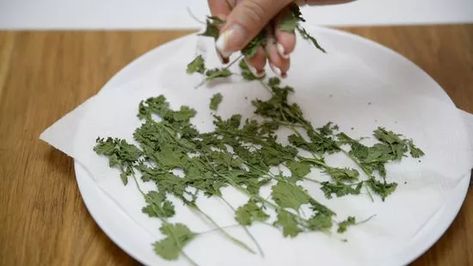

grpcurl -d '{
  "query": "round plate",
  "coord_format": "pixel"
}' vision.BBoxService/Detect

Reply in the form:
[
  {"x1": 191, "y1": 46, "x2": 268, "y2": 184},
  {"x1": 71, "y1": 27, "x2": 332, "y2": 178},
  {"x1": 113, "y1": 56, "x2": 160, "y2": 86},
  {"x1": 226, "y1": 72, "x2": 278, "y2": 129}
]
[{"x1": 74, "y1": 27, "x2": 471, "y2": 265}]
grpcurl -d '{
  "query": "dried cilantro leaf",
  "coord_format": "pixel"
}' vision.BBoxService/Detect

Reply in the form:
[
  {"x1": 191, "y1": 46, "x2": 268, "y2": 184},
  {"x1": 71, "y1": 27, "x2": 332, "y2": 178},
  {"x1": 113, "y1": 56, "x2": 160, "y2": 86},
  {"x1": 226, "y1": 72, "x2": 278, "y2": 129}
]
[
  {"x1": 239, "y1": 59, "x2": 262, "y2": 81},
  {"x1": 153, "y1": 223, "x2": 196, "y2": 260},
  {"x1": 142, "y1": 191, "x2": 175, "y2": 218},
  {"x1": 296, "y1": 25, "x2": 326, "y2": 53},
  {"x1": 271, "y1": 181, "x2": 310, "y2": 211},
  {"x1": 205, "y1": 68, "x2": 232, "y2": 81},
  {"x1": 408, "y1": 140, "x2": 425, "y2": 158},
  {"x1": 337, "y1": 216, "x2": 356, "y2": 233},
  {"x1": 307, "y1": 212, "x2": 333, "y2": 231},
  {"x1": 186, "y1": 55, "x2": 206, "y2": 74},
  {"x1": 242, "y1": 31, "x2": 266, "y2": 58},
  {"x1": 209, "y1": 93, "x2": 223, "y2": 111},
  {"x1": 324, "y1": 167, "x2": 359, "y2": 182},
  {"x1": 373, "y1": 127, "x2": 408, "y2": 160},
  {"x1": 274, "y1": 209, "x2": 301, "y2": 237},
  {"x1": 366, "y1": 178, "x2": 397, "y2": 201},
  {"x1": 200, "y1": 16, "x2": 224, "y2": 39},
  {"x1": 310, "y1": 198, "x2": 335, "y2": 216},
  {"x1": 286, "y1": 160, "x2": 312, "y2": 181},
  {"x1": 373, "y1": 127, "x2": 405, "y2": 145},
  {"x1": 253, "y1": 78, "x2": 309, "y2": 127},
  {"x1": 235, "y1": 199, "x2": 270, "y2": 226},
  {"x1": 94, "y1": 137, "x2": 141, "y2": 185},
  {"x1": 320, "y1": 181, "x2": 362, "y2": 199},
  {"x1": 278, "y1": 3, "x2": 303, "y2": 32}
]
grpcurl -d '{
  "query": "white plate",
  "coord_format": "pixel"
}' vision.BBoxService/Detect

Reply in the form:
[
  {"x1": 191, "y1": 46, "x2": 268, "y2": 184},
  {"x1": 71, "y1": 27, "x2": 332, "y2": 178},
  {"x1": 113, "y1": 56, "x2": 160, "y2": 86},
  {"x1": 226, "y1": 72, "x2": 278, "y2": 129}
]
[{"x1": 74, "y1": 27, "x2": 471, "y2": 265}]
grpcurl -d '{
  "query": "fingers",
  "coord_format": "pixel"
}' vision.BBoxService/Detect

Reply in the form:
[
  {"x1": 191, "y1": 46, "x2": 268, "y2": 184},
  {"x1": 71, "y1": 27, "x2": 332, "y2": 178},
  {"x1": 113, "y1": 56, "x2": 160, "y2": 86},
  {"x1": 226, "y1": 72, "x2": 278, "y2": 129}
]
[
  {"x1": 216, "y1": 0, "x2": 293, "y2": 57},
  {"x1": 207, "y1": 0, "x2": 232, "y2": 19},
  {"x1": 244, "y1": 7, "x2": 295, "y2": 78},
  {"x1": 208, "y1": 0, "x2": 352, "y2": 75},
  {"x1": 244, "y1": 47, "x2": 266, "y2": 78},
  {"x1": 274, "y1": 9, "x2": 296, "y2": 59},
  {"x1": 265, "y1": 27, "x2": 290, "y2": 78}
]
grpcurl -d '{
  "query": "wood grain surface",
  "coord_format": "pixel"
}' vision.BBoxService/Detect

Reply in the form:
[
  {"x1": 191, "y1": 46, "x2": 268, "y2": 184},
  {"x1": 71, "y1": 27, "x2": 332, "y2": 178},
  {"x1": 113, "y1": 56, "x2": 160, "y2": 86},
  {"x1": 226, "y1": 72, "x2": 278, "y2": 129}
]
[{"x1": 0, "y1": 25, "x2": 472, "y2": 266}]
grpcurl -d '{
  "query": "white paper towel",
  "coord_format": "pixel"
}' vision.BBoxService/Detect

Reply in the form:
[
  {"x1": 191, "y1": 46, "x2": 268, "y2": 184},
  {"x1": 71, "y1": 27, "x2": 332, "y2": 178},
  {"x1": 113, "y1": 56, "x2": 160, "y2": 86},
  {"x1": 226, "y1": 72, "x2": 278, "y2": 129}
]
[{"x1": 40, "y1": 32, "x2": 473, "y2": 266}]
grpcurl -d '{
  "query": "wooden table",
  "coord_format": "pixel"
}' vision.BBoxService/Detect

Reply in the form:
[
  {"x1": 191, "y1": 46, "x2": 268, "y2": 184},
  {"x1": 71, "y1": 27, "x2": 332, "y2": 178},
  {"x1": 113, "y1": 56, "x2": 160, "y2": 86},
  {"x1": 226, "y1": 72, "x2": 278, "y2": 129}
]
[{"x1": 0, "y1": 25, "x2": 472, "y2": 266}]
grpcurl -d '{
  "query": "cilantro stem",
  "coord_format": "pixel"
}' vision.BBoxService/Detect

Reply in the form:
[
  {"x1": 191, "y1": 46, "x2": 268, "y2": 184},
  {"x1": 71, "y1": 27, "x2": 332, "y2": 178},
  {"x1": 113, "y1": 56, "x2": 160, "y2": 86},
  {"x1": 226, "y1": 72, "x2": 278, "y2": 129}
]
[
  {"x1": 186, "y1": 7, "x2": 205, "y2": 25},
  {"x1": 364, "y1": 183, "x2": 375, "y2": 202},
  {"x1": 131, "y1": 175, "x2": 199, "y2": 266},
  {"x1": 196, "y1": 223, "x2": 243, "y2": 235},
  {"x1": 225, "y1": 54, "x2": 244, "y2": 70},
  {"x1": 190, "y1": 204, "x2": 257, "y2": 255},
  {"x1": 258, "y1": 79, "x2": 274, "y2": 94},
  {"x1": 287, "y1": 123, "x2": 380, "y2": 202},
  {"x1": 219, "y1": 196, "x2": 265, "y2": 257},
  {"x1": 196, "y1": 54, "x2": 244, "y2": 88},
  {"x1": 166, "y1": 228, "x2": 199, "y2": 266},
  {"x1": 203, "y1": 154, "x2": 309, "y2": 229},
  {"x1": 303, "y1": 177, "x2": 322, "y2": 184},
  {"x1": 357, "y1": 214, "x2": 376, "y2": 225}
]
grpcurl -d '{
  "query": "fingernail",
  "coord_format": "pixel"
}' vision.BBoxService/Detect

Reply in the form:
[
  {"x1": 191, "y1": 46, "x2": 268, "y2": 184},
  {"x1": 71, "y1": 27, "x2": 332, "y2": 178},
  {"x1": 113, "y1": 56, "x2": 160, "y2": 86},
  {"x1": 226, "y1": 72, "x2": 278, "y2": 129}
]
[
  {"x1": 216, "y1": 48, "x2": 229, "y2": 64},
  {"x1": 269, "y1": 63, "x2": 282, "y2": 77},
  {"x1": 216, "y1": 24, "x2": 246, "y2": 58},
  {"x1": 276, "y1": 43, "x2": 289, "y2": 59},
  {"x1": 245, "y1": 59, "x2": 265, "y2": 78}
]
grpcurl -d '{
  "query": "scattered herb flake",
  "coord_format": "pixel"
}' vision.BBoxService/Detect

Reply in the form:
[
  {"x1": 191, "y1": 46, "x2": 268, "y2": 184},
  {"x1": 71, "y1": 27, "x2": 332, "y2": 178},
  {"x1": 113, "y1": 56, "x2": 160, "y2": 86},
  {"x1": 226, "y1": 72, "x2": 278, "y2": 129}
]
[
  {"x1": 235, "y1": 199, "x2": 270, "y2": 226},
  {"x1": 209, "y1": 93, "x2": 223, "y2": 111},
  {"x1": 271, "y1": 181, "x2": 310, "y2": 211},
  {"x1": 200, "y1": 16, "x2": 224, "y2": 40},
  {"x1": 337, "y1": 216, "x2": 356, "y2": 233},
  {"x1": 186, "y1": 55, "x2": 206, "y2": 74},
  {"x1": 296, "y1": 25, "x2": 326, "y2": 53},
  {"x1": 274, "y1": 209, "x2": 302, "y2": 237},
  {"x1": 205, "y1": 68, "x2": 232, "y2": 81}
]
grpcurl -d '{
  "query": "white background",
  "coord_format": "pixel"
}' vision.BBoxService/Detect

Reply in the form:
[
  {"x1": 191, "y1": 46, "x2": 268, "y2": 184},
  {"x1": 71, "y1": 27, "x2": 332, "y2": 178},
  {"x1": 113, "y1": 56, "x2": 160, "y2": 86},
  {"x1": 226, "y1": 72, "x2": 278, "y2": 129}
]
[{"x1": 0, "y1": 0, "x2": 472, "y2": 29}]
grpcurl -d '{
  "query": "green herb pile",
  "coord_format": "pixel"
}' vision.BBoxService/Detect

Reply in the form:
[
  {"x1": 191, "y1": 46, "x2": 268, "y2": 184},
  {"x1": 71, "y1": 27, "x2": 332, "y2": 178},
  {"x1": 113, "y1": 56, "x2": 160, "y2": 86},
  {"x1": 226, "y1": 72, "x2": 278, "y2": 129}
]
[{"x1": 93, "y1": 5, "x2": 424, "y2": 265}]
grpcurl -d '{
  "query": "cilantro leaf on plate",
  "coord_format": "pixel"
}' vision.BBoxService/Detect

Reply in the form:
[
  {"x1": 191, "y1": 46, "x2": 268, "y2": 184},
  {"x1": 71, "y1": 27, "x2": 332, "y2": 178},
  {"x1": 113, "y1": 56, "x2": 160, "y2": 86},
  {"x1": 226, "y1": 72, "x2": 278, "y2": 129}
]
[
  {"x1": 154, "y1": 223, "x2": 196, "y2": 260},
  {"x1": 209, "y1": 93, "x2": 223, "y2": 111}
]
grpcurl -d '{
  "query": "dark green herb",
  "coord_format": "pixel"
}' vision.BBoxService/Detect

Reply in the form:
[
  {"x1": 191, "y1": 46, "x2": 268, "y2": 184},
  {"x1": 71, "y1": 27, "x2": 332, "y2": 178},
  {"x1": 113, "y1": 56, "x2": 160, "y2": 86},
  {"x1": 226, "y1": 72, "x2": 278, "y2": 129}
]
[
  {"x1": 205, "y1": 68, "x2": 232, "y2": 80},
  {"x1": 239, "y1": 60, "x2": 261, "y2": 81},
  {"x1": 94, "y1": 137, "x2": 141, "y2": 185},
  {"x1": 209, "y1": 93, "x2": 223, "y2": 111},
  {"x1": 153, "y1": 223, "x2": 196, "y2": 260},
  {"x1": 200, "y1": 16, "x2": 224, "y2": 40},
  {"x1": 241, "y1": 32, "x2": 267, "y2": 58},
  {"x1": 408, "y1": 140, "x2": 425, "y2": 158},
  {"x1": 278, "y1": 4, "x2": 302, "y2": 32},
  {"x1": 235, "y1": 199, "x2": 270, "y2": 226},
  {"x1": 320, "y1": 181, "x2": 363, "y2": 199},
  {"x1": 142, "y1": 191, "x2": 175, "y2": 218},
  {"x1": 296, "y1": 26, "x2": 326, "y2": 53},
  {"x1": 186, "y1": 55, "x2": 206, "y2": 74},
  {"x1": 366, "y1": 178, "x2": 397, "y2": 201},
  {"x1": 274, "y1": 209, "x2": 302, "y2": 237},
  {"x1": 337, "y1": 216, "x2": 356, "y2": 233}
]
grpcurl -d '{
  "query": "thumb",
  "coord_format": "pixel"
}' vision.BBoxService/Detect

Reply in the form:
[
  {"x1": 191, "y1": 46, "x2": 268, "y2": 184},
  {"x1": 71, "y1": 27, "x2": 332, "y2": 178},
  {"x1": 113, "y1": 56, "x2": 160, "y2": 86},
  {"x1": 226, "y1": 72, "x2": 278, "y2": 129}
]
[{"x1": 216, "y1": 0, "x2": 292, "y2": 57}]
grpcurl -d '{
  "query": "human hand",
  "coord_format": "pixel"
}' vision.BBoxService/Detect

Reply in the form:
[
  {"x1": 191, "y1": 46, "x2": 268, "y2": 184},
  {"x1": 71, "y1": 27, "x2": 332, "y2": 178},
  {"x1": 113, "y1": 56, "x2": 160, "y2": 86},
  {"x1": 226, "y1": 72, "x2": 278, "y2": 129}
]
[{"x1": 208, "y1": 0, "x2": 354, "y2": 77}]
